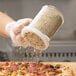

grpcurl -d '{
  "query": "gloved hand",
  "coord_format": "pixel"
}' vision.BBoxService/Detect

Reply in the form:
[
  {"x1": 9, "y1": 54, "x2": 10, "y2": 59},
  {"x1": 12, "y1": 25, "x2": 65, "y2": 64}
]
[{"x1": 6, "y1": 18, "x2": 32, "y2": 47}]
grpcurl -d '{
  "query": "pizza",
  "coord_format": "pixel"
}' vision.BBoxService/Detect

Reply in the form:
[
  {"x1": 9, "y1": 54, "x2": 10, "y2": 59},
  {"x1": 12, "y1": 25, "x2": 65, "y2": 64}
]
[{"x1": 0, "y1": 62, "x2": 75, "y2": 76}]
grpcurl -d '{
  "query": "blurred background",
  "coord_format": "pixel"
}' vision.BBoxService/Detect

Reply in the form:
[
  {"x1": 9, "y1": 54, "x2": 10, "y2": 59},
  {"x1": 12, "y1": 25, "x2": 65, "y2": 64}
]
[{"x1": 0, "y1": 0, "x2": 76, "y2": 62}]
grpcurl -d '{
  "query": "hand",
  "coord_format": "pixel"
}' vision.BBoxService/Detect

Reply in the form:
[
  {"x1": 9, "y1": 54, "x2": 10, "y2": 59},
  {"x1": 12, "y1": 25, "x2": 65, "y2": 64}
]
[{"x1": 6, "y1": 18, "x2": 32, "y2": 47}]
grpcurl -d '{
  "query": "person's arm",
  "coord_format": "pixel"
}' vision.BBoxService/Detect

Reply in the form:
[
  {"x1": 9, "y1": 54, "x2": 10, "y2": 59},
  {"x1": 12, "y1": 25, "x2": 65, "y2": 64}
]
[
  {"x1": 0, "y1": 12, "x2": 32, "y2": 47},
  {"x1": 0, "y1": 12, "x2": 15, "y2": 38}
]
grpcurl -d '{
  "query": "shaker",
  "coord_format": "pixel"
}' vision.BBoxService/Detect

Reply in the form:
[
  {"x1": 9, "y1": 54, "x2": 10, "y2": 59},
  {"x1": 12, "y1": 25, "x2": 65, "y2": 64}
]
[{"x1": 22, "y1": 5, "x2": 64, "y2": 50}]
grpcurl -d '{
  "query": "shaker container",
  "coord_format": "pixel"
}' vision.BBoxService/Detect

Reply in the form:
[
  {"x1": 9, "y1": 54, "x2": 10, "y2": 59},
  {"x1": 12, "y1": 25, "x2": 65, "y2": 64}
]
[{"x1": 22, "y1": 5, "x2": 64, "y2": 50}]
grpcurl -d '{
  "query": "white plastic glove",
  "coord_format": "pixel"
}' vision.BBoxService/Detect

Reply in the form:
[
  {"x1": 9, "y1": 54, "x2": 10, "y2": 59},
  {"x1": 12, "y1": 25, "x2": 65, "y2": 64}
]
[{"x1": 6, "y1": 18, "x2": 32, "y2": 47}]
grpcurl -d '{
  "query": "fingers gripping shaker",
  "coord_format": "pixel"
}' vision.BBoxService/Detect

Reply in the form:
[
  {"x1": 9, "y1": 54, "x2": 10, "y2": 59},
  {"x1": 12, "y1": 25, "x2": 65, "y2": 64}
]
[{"x1": 22, "y1": 5, "x2": 64, "y2": 50}]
